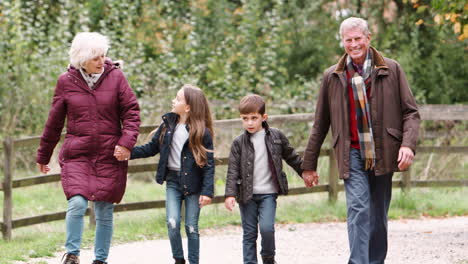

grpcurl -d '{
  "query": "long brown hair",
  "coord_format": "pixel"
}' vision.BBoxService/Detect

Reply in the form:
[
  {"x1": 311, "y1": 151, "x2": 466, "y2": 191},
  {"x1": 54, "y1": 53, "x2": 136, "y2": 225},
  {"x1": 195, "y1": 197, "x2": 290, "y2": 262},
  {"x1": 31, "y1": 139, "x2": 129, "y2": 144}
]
[{"x1": 182, "y1": 84, "x2": 214, "y2": 167}]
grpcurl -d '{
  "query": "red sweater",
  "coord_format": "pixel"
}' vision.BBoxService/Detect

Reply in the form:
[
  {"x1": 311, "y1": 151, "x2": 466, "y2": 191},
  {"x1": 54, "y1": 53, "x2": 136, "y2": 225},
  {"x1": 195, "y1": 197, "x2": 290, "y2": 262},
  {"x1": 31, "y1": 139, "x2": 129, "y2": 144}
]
[{"x1": 346, "y1": 69, "x2": 371, "y2": 149}]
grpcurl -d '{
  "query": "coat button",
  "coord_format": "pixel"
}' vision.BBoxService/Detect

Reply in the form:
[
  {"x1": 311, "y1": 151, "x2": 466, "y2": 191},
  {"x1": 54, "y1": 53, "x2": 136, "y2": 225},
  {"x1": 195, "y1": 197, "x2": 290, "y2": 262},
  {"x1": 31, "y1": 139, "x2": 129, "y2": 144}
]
[
  {"x1": 184, "y1": 172, "x2": 188, "y2": 175},
  {"x1": 184, "y1": 185, "x2": 187, "y2": 188},
  {"x1": 184, "y1": 156, "x2": 186, "y2": 159}
]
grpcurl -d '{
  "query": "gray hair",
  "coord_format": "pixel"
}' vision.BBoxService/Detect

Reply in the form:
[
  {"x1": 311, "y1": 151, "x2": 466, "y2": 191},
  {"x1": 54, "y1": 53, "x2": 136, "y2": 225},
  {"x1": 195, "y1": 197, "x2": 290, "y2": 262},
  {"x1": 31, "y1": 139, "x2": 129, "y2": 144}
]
[
  {"x1": 339, "y1": 17, "x2": 370, "y2": 38},
  {"x1": 69, "y1": 32, "x2": 110, "y2": 68}
]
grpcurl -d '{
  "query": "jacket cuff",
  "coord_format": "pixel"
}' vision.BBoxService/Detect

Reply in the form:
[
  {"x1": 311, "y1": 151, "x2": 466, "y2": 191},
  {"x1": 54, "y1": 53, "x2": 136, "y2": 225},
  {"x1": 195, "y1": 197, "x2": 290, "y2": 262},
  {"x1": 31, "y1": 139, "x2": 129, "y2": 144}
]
[
  {"x1": 36, "y1": 155, "x2": 51, "y2": 165},
  {"x1": 117, "y1": 137, "x2": 135, "y2": 150},
  {"x1": 301, "y1": 161, "x2": 317, "y2": 171},
  {"x1": 200, "y1": 191, "x2": 214, "y2": 198}
]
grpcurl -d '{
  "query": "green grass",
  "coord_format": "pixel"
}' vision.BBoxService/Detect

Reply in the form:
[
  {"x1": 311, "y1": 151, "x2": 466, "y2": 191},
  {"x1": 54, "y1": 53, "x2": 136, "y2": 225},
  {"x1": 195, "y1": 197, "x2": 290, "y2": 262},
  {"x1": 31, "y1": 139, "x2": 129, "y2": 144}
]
[{"x1": 1, "y1": 182, "x2": 467, "y2": 263}]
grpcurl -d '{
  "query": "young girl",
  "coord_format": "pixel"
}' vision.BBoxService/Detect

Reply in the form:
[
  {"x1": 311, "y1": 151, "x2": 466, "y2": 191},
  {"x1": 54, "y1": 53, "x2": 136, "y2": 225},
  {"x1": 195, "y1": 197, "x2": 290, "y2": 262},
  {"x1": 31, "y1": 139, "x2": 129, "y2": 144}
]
[{"x1": 115, "y1": 84, "x2": 214, "y2": 264}]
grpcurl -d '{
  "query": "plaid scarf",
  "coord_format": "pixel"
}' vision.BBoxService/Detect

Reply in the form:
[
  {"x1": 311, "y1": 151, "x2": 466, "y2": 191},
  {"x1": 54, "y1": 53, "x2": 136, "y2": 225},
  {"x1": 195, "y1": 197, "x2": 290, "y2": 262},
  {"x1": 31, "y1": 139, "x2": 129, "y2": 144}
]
[{"x1": 347, "y1": 50, "x2": 375, "y2": 170}]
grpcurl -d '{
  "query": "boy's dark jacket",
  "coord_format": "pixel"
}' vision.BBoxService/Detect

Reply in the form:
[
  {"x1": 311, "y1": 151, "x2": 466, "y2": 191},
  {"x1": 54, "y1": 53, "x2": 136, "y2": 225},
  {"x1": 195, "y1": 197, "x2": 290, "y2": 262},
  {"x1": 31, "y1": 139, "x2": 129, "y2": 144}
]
[
  {"x1": 224, "y1": 122, "x2": 303, "y2": 204},
  {"x1": 131, "y1": 112, "x2": 214, "y2": 198}
]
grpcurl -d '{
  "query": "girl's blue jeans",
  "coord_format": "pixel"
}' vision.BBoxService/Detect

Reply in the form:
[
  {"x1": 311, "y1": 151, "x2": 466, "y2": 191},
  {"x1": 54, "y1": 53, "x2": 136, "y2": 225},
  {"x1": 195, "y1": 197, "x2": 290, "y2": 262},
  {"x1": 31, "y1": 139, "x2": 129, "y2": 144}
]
[
  {"x1": 65, "y1": 195, "x2": 114, "y2": 262},
  {"x1": 166, "y1": 170, "x2": 201, "y2": 264}
]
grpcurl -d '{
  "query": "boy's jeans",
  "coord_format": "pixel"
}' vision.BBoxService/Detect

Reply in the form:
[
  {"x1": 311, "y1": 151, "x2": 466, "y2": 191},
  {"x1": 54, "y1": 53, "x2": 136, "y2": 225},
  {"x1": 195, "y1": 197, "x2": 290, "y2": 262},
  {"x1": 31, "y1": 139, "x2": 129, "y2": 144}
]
[
  {"x1": 65, "y1": 195, "x2": 114, "y2": 262},
  {"x1": 344, "y1": 148, "x2": 393, "y2": 264},
  {"x1": 239, "y1": 193, "x2": 277, "y2": 264},
  {"x1": 166, "y1": 170, "x2": 201, "y2": 264}
]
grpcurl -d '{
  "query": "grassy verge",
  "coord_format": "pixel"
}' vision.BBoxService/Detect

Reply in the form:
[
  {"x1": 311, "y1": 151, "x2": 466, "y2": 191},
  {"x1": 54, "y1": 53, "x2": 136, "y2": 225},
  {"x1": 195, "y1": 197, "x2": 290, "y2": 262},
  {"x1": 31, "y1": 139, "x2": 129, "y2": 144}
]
[{"x1": 0, "y1": 184, "x2": 467, "y2": 263}]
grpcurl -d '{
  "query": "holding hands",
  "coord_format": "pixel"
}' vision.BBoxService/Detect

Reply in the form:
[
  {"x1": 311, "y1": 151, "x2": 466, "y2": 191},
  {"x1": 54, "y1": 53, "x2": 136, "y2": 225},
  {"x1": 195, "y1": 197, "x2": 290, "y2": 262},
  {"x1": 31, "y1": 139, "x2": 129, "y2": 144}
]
[
  {"x1": 302, "y1": 170, "x2": 319, "y2": 188},
  {"x1": 199, "y1": 195, "x2": 212, "y2": 208},
  {"x1": 224, "y1": 196, "x2": 236, "y2": 211},
  {"x1": 114, "y1": 145, "x2": 130, "y2": 161}
]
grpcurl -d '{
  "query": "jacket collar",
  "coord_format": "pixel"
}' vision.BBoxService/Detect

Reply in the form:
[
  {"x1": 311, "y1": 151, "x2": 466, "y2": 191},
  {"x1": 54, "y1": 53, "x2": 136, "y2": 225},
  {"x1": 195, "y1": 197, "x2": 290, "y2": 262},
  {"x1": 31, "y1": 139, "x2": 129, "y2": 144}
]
[
  {"x1": 333, "y1": 46, "x2": 388, "y2": 74},
  {"x1": 162, "y1": 112, "x2": 192, "y2": 132},
  {"x1": 68, "y1": 59, "x2": 117, "y2": 76},
  {"x1": 67, "y1": 59, "x2": 119, "y2": 93},
  {"x1": 162, "y1": 112, "x2": 179, "y2": 126}
]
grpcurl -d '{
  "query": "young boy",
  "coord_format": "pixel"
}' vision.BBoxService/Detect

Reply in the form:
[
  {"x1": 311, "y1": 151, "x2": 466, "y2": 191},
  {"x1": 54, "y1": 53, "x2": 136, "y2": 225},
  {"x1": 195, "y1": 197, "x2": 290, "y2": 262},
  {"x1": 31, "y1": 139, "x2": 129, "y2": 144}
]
[{"x1": 224, "y1": 94, "x2": 304, "y2": 264}]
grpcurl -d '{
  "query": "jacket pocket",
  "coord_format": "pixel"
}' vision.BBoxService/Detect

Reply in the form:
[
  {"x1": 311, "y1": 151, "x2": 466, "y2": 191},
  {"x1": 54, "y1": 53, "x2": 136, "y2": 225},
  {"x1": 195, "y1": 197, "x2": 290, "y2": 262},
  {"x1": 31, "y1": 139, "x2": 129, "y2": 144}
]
[
  {"x1": 236, "y1": 179, "x2": 243, "y2": 202},
  {"x1": 386, "y1": 128, "x2": 403, "y2": 142},
  {"x1": 61, "y1": 137, "x2": 75, "y2": 161}
]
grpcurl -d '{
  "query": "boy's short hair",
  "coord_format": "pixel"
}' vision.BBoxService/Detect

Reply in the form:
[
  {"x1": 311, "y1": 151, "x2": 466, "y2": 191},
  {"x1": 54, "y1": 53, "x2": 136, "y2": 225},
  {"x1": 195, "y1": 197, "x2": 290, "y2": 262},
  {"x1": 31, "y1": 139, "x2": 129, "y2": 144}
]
[{"x1": 239, "y1": 94, "x2": 266, "y2": 115}]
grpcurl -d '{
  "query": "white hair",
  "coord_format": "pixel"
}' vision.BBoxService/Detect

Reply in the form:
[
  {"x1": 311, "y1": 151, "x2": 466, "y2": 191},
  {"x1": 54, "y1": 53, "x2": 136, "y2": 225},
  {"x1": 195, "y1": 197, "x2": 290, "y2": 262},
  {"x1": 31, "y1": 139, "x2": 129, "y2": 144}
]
[
  {"x1": 69, "y1": 32, "x2": 110, "y2": 68},
  {"x1": 339, "y1": 17, "x2": 370, "y2": 39}
]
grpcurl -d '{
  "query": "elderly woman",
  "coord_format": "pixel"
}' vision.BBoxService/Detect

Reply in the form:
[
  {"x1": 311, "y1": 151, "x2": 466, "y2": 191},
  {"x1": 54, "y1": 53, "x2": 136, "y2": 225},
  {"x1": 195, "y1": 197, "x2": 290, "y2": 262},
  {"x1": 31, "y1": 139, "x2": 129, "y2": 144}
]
[{"x1": 36, "y1": 32, "x2": 140, "y2": 264}]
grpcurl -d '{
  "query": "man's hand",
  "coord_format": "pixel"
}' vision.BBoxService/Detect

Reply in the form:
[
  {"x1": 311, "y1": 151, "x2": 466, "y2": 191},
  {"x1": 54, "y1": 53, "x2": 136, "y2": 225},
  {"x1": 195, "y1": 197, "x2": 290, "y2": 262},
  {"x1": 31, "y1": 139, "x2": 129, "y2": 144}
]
[
  {"x1": 37, "y1": 163, "x2": 50, "y2": 174},
  {"x1": 398, "y1": 146, "x2": 414, "y2": 171},
  {"x1": 114, "y1": 145, "x2": 130, "y2": 161},
  {"x1": 224, "y1": 196, "x2": 236, "y2": 211},
  {"x1": 302, "y1": 170, "x2": 319, "y2": 187},
  {"x1": 199, "y1": 195, "x2": 212, "y2": 208}
]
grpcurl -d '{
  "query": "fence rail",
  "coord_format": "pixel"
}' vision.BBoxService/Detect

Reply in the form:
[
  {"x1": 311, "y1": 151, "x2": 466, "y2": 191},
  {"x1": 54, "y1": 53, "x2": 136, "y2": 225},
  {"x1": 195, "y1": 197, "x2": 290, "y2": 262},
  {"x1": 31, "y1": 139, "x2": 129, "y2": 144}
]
[{"x1": 2, "y1": 104, "x2": 468, "y2": 240}]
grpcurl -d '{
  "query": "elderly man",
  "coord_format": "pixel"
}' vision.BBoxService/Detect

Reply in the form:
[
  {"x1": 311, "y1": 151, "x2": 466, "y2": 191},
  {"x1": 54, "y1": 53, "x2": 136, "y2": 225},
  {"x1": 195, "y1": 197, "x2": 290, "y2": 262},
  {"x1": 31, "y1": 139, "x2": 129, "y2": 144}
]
[{"x1": 302, "y1": 17, "x2": 420, "y2": 264}]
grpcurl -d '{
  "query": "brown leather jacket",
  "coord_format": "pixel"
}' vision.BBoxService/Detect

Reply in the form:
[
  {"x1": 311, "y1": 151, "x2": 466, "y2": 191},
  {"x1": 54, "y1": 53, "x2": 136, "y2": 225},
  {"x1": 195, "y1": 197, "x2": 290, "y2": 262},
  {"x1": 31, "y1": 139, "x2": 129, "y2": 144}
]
[
  {"x1": 302, "y1": 47, "x2": 420, "y2": 179},
  {"x1": 225, "y1": 122, "x2": 303, "y2": 204}
]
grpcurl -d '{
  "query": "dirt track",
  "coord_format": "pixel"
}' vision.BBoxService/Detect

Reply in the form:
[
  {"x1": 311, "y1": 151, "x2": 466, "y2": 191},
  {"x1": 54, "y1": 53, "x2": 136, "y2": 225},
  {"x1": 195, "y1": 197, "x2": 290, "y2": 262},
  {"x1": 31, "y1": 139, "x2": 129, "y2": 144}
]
[{"x1": 24, "y1": 216, "x2": 468, "y2": 264}]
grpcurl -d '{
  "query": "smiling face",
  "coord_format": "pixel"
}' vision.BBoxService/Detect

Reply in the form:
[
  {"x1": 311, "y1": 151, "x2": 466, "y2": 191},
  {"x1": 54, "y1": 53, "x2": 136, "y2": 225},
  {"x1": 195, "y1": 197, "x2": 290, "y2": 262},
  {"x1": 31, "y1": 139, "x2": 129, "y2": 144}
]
[
  {"x1": 240, "y1": 112, "x2": 267, "y2": 134},
  {"x1": 342, "y1": 28, "x2": 371, "y2": 65},
  {"x1": 83, "y1": 54, "x2": 105, "y2": 74}
]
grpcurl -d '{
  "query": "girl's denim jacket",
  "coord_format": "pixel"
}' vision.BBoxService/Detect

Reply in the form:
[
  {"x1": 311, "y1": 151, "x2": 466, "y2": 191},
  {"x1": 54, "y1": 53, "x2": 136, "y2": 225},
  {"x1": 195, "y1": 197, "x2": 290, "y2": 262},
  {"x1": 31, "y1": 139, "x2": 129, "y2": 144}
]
[{"x1": 131, "y1": 112, "x2": 215, "y2": 197}]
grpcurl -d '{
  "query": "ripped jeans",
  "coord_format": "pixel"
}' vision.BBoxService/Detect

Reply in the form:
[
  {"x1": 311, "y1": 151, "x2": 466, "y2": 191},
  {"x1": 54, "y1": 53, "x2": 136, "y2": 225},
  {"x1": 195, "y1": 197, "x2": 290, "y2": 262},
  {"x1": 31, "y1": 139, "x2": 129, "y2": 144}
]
[{"x1": 165, "y1": 170, "x2": 201, "y2": 263}]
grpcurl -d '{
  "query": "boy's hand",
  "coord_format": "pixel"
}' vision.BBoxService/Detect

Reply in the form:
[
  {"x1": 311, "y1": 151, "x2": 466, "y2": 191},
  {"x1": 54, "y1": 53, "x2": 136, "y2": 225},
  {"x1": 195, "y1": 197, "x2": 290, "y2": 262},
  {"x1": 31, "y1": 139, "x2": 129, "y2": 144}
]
[
  {"x1": 224, "y1": 197, "x2": 236, "y2": 211},
  {"x1": 302, "y1": 170, "x2": 319, "y2": 187},
  {"x1": 199, "y1": 195, "x2": 212, "y2": 208}
]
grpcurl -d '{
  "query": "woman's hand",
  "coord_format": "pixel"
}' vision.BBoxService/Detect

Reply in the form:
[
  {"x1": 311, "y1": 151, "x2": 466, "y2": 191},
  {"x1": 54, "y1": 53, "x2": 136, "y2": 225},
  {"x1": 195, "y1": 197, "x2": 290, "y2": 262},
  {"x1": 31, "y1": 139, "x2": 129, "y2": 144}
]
[
  {"x1": 114, "y1": 145, "x2": 130, "y2": 161},
  {"x1": 199, "y1": 195, "x2": 212, "y2": 208},
  {"x1": 37, "y1": 163, "x2": 50, "y2": 174}
]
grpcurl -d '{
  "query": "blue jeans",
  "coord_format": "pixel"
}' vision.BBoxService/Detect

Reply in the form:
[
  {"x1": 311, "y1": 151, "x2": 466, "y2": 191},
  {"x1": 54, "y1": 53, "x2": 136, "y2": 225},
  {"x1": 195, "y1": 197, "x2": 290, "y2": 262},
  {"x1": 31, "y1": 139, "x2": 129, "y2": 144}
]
[
  {"x1": 345, "y1": 148, "x2": 393, "y2": 264},
  {"x1": 65, "y1": 195, "x2": 114, "y2": 262},
  {"x1": 166, "y1": 171, "x2": 201, "y2": 264},
  {"x1": 239, "y1": 194, "x2": 277, "y2": 264}
]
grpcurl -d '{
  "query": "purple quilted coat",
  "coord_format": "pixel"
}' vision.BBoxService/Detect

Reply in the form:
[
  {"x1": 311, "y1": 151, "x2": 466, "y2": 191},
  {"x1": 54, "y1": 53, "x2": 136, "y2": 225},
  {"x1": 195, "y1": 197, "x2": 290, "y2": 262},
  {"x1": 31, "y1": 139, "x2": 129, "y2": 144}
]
[{"x1": 36, "y1": 59, "x2": 140, "y2": 203}]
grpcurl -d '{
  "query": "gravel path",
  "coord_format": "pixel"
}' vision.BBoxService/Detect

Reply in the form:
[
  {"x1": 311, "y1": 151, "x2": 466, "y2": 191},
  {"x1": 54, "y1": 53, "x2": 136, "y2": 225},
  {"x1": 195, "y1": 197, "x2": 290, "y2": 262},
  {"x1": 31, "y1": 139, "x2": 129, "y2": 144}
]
[{"x1": 24, "y1": 216, "x2": 467, "y2": 264}]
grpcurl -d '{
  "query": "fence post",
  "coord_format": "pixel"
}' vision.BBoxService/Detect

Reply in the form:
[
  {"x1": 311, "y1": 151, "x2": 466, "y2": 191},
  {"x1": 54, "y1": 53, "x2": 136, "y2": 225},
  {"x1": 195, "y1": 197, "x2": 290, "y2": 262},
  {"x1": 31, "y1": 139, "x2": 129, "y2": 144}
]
[
  {"x1": 3, "y1": 137, "x2": 14, "y2": 240},
  {"x1": 89, "y1": 201, "x2": 96, "y2": 227},
  {"x1": 402, "y1": 169, "x2": 411, "y2": 193},
  {"x1": 328, "y1": 148, "x2": 339, "y2": 204}
]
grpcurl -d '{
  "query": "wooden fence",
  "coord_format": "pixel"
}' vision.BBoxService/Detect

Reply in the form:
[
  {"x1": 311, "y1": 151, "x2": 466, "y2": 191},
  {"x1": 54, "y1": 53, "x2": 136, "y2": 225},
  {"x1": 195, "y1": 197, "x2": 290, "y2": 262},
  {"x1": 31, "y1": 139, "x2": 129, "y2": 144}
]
[{"x1": 2, "y1": 104, "x2": 468, "y2": 240}]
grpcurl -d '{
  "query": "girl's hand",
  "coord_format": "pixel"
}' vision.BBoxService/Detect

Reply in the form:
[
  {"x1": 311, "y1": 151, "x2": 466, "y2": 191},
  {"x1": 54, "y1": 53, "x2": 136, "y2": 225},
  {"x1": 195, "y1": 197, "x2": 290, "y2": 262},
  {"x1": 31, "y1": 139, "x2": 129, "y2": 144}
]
[
  {"x1": 199, "y1": 195, "x2": 212, "y2": 208},
  {"x1": 224, "y1": 197, "x2": 236, "y2": 211}
]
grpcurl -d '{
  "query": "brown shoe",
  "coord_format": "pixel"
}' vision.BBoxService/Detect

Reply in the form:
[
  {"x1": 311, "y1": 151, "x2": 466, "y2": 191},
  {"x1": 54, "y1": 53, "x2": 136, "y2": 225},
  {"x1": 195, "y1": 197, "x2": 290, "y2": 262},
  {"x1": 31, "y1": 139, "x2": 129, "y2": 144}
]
[
  {"x1": 174, "y1": 258, "x2": 185, "y2": 264},
  {"x1": 61, "y1": 253, "x2": 80, "y2": 264},
  {"x1": 92, "y1": 261, "x2": 107, "y2": 264}
]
